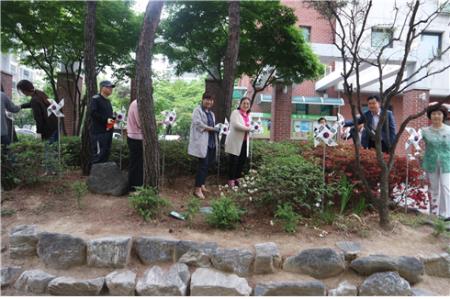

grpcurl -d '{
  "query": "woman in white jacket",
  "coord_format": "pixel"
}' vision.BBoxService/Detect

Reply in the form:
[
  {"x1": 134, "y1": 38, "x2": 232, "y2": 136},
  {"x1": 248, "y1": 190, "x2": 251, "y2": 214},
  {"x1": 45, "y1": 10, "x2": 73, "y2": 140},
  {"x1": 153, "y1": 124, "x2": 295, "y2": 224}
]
[
  {"x1": 225, "y1": 97, "x2": 252, "y2": 187},
  {"x1": 188, "y1": 93, "x2": 220, "y2": 199}
]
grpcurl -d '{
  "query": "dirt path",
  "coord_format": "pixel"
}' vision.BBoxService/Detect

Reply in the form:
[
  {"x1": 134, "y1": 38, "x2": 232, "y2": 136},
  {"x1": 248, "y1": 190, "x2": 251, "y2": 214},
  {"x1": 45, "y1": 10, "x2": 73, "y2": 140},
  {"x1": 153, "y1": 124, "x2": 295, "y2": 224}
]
[{"x1": 1, "y1": 172, "x2": 449, "y2": 295}]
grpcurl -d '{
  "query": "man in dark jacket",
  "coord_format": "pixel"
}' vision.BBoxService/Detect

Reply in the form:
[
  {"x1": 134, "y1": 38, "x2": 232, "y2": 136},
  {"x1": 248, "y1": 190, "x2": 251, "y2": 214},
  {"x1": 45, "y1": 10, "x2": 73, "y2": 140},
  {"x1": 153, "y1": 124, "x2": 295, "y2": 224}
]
[
  {"x1": 90, "y1": 80, "x2": 115, "y2": 166},
  {"x1": 344, "y1": 95, "x2": 396, "y2": 153}
]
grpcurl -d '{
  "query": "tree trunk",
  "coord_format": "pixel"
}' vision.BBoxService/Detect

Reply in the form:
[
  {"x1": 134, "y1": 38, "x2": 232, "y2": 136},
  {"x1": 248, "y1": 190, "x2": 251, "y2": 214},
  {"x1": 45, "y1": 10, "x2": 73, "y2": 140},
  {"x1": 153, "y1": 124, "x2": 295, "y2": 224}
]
[
  {"x1": 135, "y1": 0, "x2": 164, "y2": 189},
  {"x1": 221, "y1": 0, "x2": 240, "y2": 122},
  {"x1": 378, "y1": 170, "x2": 392, "y2": 229},
  {"x1": 80, "y1": 0, "x2": 97, "y2": 175}
]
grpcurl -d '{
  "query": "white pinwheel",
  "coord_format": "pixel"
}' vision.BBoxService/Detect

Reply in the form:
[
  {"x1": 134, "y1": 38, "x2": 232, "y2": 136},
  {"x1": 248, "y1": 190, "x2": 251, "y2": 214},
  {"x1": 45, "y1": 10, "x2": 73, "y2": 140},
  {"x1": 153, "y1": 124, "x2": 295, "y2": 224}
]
[
  {"x1": 405, "y1": 127, "x2": 422, "y2": 152},
  {"x1": 162, "y1": 110, "x2": 176, "y2": 127},
  {"x1": 47, "y1": 99, "x2": 64, "y2": 118},
  {"x1": 314, "y1": 123, "x2": 338, "y2": 147},
  {"x1": 215, "y1": 118, "x2": 230, "y2": 137},
  {"x1": 250, "y1": 118, "x2": 263, "y2": 135}
]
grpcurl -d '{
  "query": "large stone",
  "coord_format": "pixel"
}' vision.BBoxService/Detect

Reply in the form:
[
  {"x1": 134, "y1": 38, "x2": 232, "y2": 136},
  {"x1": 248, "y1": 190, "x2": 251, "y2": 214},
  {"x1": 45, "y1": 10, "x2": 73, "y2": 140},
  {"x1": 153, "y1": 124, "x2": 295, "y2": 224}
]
[
  {"x1": 283, "y1": 248, "x2": 345, "y2": 278},
  {"x1": 254, "y1": 281, "x2": 326, "y2": 296},
  {"x1": 9, "y1": 225, "x2": 39, "y2": 258},
  {"x1": 179, "y1": 250, "x2": 211, "y2": 268},
  {"x1": 211, "y1": 248, "x2": 254, "y2": 277},
  {"x1": 335, "y1": 241, "x2": 361, "y2": 261},
  {"x1": 136, "y1": 263, "x2": 190, "y2": 296},
  {"x1": 328, "y1": 281, "x2": 358, "y2": 296},
  {"x1": 14, "y1": 269, "x2": 55, "y2": 294},
  {"x1": 411, "y1": 288, "x2": 437, "y2": 296},
  {"x1": 254, "y1": 242, "x2": 281, "y2": 274},
  {"x1": 47, "y1": 276, "x2": 104, "y2": 296},
  {"x1": 134, "y1": 236, "x2": 178, "y2": 264},
  {"x1": 1, "y1": 266, "x2": 23, "y2": 288},
  {"x1": 190, "y1": 268, "x2": 252, "y2": 296},
  {"x1": 350, "y1": 255, "x2": 424, "y2": 284},
  {"x1": 87, "y1": 162, "x2": 128, "y2": 196},
  {"x1": 419, "y1": 253, "x2": 450, "y2": 278},
  {"x1": 37, "y1": 232, "x2": 86, "y2": 269},
  {"x1": 87, "y1": 236, "x2": 132, "y2": 268},
  {"x1": 174, "y1": 240, "x2": 218, "y2": 260},
  {"x1": 105, "y1": 270, "x2": 136, "y2": 296},
  {"x1": 359, "y1": 271, "x2": 412, "y2": 296}
]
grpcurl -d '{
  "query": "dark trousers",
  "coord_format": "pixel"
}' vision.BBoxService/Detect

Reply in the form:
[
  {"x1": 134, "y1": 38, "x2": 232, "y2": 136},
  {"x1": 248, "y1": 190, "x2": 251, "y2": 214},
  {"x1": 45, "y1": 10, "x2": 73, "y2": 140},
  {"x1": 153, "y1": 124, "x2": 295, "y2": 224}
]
[
  {"x1": 90, "y1": 132, "x2": 113, "y2": 165},
  {"x1": 195, "y1": 147, "x2": 216, "y2": 187},
  {"x1": 367, "y1": 139, "x2": 390, "y2": 153},
  {"x1": 128, "y1": 137, "x2": 143, "y2": 191},
  {"x1": 228, "y1": 141, "x2": 247, "y2": 180}
]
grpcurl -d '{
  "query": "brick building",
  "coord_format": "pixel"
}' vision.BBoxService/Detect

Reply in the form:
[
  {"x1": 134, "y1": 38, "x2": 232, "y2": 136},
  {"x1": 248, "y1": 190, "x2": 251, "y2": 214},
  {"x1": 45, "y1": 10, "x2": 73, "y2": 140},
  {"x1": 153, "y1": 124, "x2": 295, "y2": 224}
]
[{"x1": 237, "y1": 0, "x2": 450, "y2": 154}]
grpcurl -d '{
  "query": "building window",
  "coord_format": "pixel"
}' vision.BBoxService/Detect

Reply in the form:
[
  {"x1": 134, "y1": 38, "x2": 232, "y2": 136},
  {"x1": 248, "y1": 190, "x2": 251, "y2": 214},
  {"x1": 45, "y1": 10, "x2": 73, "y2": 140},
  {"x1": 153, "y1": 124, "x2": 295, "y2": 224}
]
[
  {"x1": 421, "y1": 32, "x2": 442, "y2": 59},
  {"x1": 294, "y1": 104, "x2": 309, "y2": 114},
  {"x1": 23, "y1": 69, "x2": 30, "y2": 78},
  {"x1": 299, "y1": 26, "x2": 311, "y2": 42},
  {"x1": 320, "y1": 105, "x2": 333, "y2": 115},
  {"x1": 371, "y1": 28, "x2": 393, "y2": 48}
]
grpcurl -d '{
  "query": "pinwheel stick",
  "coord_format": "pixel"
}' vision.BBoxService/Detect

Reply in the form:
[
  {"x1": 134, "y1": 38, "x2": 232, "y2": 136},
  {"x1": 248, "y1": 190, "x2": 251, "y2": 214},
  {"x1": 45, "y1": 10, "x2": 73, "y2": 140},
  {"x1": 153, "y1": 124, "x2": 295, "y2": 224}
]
[
  {"x1": 57, "y1": 117, "x2": 61, "y2": 167},
  {"x1": 404, "y1": 152, "x2": 410, "y2": 214},
  {"x1": 217, "y1": 136, "x2": 221, "y2": 184},
  {"x1": 119, "y1": 125, "x2": 124, "y2": 169},
  {"x1": 322, "y1": 143, "x2": 326, "y2": 211}
]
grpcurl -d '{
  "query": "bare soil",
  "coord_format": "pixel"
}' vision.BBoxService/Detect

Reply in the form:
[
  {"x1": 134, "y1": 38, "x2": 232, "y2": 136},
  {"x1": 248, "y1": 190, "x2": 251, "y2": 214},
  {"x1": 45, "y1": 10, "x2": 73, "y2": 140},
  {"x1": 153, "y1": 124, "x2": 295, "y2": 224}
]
[{"x1": 1, "y1": 170, "x2": 449, "y2": 295}]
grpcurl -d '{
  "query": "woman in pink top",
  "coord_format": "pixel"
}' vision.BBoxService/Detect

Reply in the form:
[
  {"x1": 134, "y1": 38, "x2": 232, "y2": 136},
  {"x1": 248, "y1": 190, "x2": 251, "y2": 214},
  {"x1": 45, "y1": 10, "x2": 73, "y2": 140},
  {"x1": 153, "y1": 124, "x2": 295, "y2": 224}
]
[
  {"x1": 224, "y1": 97, "x2": 252, "y2": 187},
  {"x1": 127, "y1": 100, "x2": 144, "y2": 191}
]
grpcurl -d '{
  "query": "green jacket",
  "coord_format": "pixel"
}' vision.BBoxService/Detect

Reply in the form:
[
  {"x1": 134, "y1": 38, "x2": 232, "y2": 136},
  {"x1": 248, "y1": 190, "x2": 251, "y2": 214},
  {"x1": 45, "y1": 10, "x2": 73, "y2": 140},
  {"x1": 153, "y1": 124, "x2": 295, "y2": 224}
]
[{"x1": 422, "y1": 124, "x2": 450, "y2": 173}]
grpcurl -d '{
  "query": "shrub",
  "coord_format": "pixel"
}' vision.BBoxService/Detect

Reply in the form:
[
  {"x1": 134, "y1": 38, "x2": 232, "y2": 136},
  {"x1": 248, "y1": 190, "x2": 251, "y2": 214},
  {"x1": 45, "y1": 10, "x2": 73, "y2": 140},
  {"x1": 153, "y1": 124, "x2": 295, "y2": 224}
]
[
  {"x1": 275, "y1": 203, "x2": 300, "y2": 233},
  {"x1": 183, "y1": 197, "x2": 201, "y2": 222},
  {"x1": 243, "y1": 155, "x2": 333, "y2": 215},
  {"x1": 128, "y1": 187, "x2": 169, "y2": 221},
  {"x1": 1, "y1": 138, "x2": 45, "y2": 188},
  {"x1": 71, "y1": 181, "x2": 88, "y2": 209},
  {"x1": 207, "y1": 196, "x2": 243, "y2": 229},
  {"x1": 337, "y1": 176, "x2": 354, "y2": 214}
]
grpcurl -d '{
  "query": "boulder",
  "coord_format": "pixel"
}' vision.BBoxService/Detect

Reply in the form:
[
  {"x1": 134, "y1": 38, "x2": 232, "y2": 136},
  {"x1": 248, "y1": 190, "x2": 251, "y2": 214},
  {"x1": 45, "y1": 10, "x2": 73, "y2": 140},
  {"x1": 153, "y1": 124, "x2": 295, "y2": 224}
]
[
  {"x1": 37, "y1": 232, "x2": 86, "y2": 269},
  {"x1": 419, "y1": 253, "x2": 450, "y2": 278},
  {"x1": 328, "y1": 281, "x2": 358, "y2": 296},
  {"x1": 411, "y1": 288, "x2": 437, "y2": 296},
  {"x1": 350, "y1": 255, "x2": 424, "y2": 284},
  {"x1": 254, "y1": 281, "x2": 326, "y2": 296},
  {"x1": 105, "y1": 270, "x2": 136, "y2": 296},
  {"x1": 87, "y1": 236, "x2": 132, "y2": 268},
  {"x1": 179, "y1": 250, "x2": 211, "y2": 268},
  {"x1": 254, "y1": 242, "x2": 281, "y2": 274},
  {"x1": 190, "y1": 268, "x2": 252, "y2": 296},
  {"x1": 87, "y1": 162, "x2": 128, "y2": 196},
  {"x1": 135, "y1": 263, "x2": 190, "y2": 296},
  {"x1": 174, "y1": 240, "x2": 218, "y2": 260},
  {"x1": 283, "y1": 248, "x2": 345, "y2": 278},
  {"x1": 211, "y1": 248, "x2": 254, "y2": 277},
  {"x1": 335, "y1": 241, "x2": 361, "y2": 261},
  {"x1": 9, "y1": 225, "x2": 38, "y2": 258},
  {"x1": 134, "y1": 236, "x2": 178, "y2": 264},
  {"x1": 359, "y1": 271, "x2": 412, "y2": 296},
  {"x1": 47, "y1": 276, "x2": 104, "y2": 296},
  {"x1": 14, "y1": 269, "x2": 55, "y2": 294},
  {"x1": 1, "y1": 266, "x2": 23, "y2": 288}
]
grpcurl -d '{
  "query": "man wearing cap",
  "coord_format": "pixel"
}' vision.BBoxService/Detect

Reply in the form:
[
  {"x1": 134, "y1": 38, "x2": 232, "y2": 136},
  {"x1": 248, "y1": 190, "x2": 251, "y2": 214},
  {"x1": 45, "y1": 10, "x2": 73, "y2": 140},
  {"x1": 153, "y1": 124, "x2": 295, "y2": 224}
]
[{"x1": 90, "y1": 80, "x2": 115, "y2": 166}]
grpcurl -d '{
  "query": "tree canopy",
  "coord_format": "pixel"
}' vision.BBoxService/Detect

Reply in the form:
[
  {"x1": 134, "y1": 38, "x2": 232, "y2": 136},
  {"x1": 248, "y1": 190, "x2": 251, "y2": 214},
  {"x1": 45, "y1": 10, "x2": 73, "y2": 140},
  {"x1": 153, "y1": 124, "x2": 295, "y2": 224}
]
[{"x1": 158, "y1": 1, "x2": 324, "y2": 89}]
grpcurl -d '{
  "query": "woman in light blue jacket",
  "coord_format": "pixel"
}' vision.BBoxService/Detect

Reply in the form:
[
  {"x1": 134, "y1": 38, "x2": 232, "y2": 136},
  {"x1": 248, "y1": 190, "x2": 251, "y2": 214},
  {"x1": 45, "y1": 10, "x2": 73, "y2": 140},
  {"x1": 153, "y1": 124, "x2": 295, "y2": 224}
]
[{"x1": 188, "y1": 93, "x2": 219, "y2": 199}]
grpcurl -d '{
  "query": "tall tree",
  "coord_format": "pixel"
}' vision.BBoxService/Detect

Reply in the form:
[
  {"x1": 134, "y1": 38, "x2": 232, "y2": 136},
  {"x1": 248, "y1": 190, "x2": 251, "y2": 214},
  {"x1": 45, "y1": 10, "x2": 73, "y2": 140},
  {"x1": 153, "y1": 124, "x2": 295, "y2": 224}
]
[
  {"x1": 308, "y1": 0, "x2": 450, "y2": 228},
  {"x1": 81, "y1": 0, "x2": 98, "y2": 175},
  {"x1": 135, "y1": 0, "x2": 164, "y2": 189},
  {"x1": 1, "y1": 1, "x2": 142, "y2": 135},
  {"x1": 221, "y1": 1, "x2": 240, "y2": 122},
  {"x1": 159, "y1": 1, "x2": 324, "y2": 121}
]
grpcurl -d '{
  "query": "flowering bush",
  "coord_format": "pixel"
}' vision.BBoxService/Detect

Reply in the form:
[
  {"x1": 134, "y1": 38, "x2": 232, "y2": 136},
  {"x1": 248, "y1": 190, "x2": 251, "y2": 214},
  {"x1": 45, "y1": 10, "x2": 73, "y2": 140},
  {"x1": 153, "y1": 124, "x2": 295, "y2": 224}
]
[{"x1": 221, "y1": 155, "x2": 336, "y2": 217}]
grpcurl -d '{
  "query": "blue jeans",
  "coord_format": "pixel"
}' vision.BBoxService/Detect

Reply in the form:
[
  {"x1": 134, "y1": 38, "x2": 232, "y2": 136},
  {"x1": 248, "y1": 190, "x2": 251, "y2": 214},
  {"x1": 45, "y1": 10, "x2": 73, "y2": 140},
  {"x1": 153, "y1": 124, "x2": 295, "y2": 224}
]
[
  {"x1": 44, "y1": 130, "x2": 59, "y2": 173},
  {"x1": 195, "y1": 147, "x2": 216, "y2": 187}
]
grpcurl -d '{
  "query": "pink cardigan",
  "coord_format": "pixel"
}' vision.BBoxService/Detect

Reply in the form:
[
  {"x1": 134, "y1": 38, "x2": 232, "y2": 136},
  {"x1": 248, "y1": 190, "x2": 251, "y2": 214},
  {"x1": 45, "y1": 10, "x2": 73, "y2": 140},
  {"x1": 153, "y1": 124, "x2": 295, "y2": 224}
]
[{"x1": 126, "y1": 100, "x2": 143, "y2": 140}]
